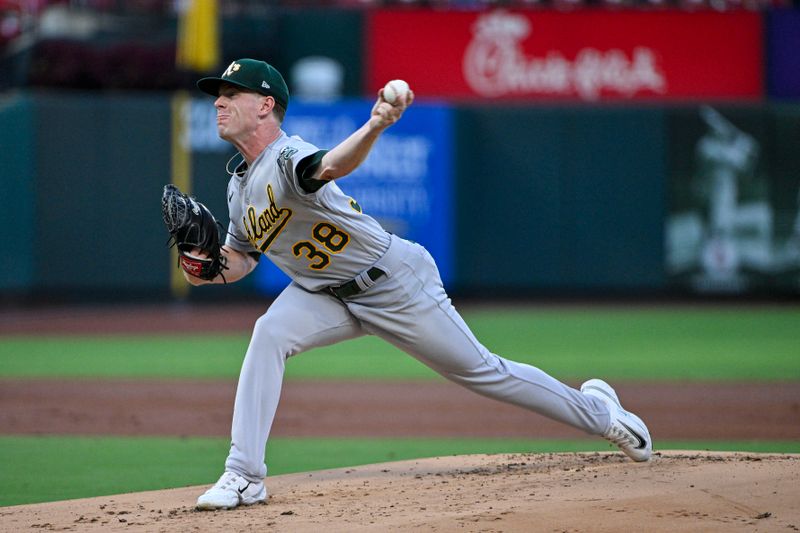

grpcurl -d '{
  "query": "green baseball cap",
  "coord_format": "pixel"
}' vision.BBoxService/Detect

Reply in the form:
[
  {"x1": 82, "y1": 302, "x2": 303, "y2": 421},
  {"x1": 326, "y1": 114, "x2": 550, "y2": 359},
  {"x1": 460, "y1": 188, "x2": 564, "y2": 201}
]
[{"x1": 197, "y1": 58, "x2": 290, "y2": 110}]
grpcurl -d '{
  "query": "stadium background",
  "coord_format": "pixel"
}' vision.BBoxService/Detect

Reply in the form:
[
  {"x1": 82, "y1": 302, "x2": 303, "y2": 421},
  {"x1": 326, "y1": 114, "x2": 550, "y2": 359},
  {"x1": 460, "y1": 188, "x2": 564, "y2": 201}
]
[{"x1": 0, "y1": 0, "x2": 798, "y2": 510}]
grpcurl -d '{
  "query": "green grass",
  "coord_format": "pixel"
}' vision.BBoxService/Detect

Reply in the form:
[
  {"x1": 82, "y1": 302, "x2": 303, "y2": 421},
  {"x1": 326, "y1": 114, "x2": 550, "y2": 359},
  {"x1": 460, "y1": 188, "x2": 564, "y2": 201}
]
[
  {"x1": 1, "y1": 307, "x2": 798, "y2": 381},
  {"x1": 0, "y1": 336, "x2": 251, "y2": 379},
  {"x1": 1, "y1": 435, "x2": 797, "y2": 507}
]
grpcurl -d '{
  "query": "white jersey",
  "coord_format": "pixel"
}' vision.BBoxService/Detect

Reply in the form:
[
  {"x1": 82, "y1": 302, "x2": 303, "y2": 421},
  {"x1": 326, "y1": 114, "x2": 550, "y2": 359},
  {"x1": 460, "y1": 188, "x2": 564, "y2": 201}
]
[{"x1": 225, "y1": 131, "x2": 391, "y2": 292}]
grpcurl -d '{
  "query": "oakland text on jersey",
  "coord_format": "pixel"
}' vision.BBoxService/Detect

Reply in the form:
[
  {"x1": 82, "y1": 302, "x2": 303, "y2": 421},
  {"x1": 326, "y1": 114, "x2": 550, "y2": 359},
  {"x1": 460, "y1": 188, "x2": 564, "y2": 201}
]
[{"x1": 243, "y1": 183, "x2": 293, "y2": 253}]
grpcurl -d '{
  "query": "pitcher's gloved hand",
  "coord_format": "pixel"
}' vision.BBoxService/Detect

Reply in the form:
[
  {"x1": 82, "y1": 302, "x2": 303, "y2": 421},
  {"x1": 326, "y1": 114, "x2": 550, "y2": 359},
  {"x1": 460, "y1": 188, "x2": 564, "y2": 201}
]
[{"x1": 161, "y1": 184, "x2": 228, "y2": 281}]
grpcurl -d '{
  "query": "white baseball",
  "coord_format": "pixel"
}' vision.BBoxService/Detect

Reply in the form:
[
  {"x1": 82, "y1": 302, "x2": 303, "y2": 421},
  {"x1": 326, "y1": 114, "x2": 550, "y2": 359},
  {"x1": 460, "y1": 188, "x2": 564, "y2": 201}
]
[{"x1": 383, "y1": 79, "x2": 410, "y2": 105}]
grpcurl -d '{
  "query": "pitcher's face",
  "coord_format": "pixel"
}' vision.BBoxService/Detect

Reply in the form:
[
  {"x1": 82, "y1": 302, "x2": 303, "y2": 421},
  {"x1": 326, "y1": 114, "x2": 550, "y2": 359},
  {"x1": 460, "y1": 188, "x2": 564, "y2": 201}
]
[{"x1": 214, "y1": 83, "x2": 265, "y2": 143}]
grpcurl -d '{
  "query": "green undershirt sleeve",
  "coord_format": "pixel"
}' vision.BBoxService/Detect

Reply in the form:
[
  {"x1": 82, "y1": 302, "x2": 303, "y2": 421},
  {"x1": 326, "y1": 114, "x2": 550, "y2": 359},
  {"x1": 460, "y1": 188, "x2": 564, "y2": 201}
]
[{"x1": 296, "y1": 150, "x2": 329, "y2": 194}]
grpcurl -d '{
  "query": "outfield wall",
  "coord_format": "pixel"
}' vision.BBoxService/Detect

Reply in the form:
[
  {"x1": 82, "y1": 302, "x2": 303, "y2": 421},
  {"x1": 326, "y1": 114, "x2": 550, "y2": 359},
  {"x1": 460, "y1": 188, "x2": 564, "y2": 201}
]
[
  {"x1": 2, "y1": 93, "x2": 798, "y2": 299},
  {"x1": 454, "y1": 106, "x2": 667, "y2": 293}
]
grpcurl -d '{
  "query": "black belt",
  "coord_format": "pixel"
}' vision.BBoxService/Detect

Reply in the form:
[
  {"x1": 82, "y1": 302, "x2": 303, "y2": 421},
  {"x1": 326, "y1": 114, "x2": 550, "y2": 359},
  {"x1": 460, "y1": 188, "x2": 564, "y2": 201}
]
[{"x1": 324, "y1": 267, "x2": 386, "y2": 300}]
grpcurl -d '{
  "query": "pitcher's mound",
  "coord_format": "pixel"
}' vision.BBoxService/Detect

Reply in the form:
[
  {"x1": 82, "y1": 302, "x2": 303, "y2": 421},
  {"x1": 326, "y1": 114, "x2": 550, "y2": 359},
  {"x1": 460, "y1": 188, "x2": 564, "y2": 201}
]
[{"x1": 2, "y1": 451, "x2": 798, "y2": 532}]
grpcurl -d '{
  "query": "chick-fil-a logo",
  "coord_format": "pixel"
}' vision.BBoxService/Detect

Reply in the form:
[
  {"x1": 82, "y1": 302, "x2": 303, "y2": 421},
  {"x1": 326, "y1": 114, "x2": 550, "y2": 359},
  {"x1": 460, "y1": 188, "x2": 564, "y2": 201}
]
[{"x1": 462, "y1": 11, "x2": 667, "y2": 100}]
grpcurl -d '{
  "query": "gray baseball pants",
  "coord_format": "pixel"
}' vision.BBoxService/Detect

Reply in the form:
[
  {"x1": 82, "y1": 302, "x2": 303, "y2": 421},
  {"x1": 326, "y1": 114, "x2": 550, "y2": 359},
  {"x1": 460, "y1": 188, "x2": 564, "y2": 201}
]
[{"x1": 225, "y1": 234, "x2": 612, "y2": 481}]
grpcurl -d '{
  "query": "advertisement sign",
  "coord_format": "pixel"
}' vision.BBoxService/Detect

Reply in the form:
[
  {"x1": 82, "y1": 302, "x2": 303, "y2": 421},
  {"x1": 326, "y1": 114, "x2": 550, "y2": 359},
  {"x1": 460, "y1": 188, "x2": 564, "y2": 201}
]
[
  {"x1": 185, "y1": 98, "x2": 453, "y2": 296},
  {"x1": 368, "y1": 9, "x2": 762, "y2": 102},
  {"x1": 665, "y1": 106, "x2": 800, "y2": 293},
  {"x1": 252, "y1": 101, "x2": 454, "y2": 295}
]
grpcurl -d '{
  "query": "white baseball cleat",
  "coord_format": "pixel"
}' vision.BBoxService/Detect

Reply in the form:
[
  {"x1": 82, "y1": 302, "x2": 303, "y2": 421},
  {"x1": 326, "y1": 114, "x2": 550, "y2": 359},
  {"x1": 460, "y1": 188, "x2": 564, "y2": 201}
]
[
  {"x1": 581, "y1": 379, "x2": 652, "y2": 462},
  {"x1": 196, "y1": 471, "x2": 267, "y2": 510}
]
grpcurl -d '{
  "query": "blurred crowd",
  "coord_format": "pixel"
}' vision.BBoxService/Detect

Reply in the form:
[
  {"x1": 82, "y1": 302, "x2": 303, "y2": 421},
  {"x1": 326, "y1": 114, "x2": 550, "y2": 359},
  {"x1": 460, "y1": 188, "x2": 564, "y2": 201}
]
[
  {"x1": 1, "y1": 0, "x2": 794, "y2": 46},
  {"x1": 0, "y1": 0, "x2": 793, "y2": 90}
]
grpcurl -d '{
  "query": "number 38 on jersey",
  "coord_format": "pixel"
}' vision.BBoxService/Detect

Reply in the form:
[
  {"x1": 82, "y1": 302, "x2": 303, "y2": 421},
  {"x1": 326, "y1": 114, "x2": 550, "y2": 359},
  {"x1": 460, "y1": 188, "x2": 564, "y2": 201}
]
[{"x1": 292, "y1": 222, "x2": 350, "y2": 270}]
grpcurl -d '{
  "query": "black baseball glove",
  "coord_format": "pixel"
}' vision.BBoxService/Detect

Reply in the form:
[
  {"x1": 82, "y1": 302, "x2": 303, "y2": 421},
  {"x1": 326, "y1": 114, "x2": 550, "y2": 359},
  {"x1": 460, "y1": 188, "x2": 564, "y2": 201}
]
[{"x1": 161, "y1": 184, "x2": 228, "y2": 282}]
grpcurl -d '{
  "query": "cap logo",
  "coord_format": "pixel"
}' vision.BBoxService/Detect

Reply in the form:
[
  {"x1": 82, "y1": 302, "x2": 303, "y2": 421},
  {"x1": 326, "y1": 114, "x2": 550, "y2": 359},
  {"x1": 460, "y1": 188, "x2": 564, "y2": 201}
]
[
  {"x1": 223, "y1": 61, "x2": 241, "y2": 78},
  {"x1": 261, "y1": 81, "x2": 270, "y2": 89}
]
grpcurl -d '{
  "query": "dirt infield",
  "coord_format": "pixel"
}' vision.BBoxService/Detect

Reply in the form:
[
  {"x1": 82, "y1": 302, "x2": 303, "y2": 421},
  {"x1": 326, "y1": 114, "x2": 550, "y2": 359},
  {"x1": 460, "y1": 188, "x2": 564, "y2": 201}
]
[
  {"x1": 2, "y1": 379, "x2": 799, "y2": 532},
  {"x1": 2, "y1": 379, "x2": 799, "y2": 440},
  {"x1": 1, "y1": 452, "x2": 798, "y2": 532}
]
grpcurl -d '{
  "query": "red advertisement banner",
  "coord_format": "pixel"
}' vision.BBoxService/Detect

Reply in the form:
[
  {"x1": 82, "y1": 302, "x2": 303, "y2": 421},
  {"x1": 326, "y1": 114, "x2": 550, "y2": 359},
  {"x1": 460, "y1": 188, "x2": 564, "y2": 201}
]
[{"x1": 367, "y1": 9, "x2": 763, "y2": 102}]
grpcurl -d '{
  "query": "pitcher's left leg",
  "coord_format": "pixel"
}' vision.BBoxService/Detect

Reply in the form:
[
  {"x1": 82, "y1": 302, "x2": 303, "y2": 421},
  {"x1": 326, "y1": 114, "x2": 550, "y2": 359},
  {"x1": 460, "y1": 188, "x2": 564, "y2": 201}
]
[{"x1": 225, "y1": 282, "x2": 364, "y2": 481}]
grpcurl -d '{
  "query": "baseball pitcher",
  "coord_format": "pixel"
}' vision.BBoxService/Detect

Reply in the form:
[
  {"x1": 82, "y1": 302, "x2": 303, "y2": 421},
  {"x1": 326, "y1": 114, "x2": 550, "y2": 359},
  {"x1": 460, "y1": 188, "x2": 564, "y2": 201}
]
[{"x1": 162, "y1": 58, "x2": 652, "y2": 511}]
